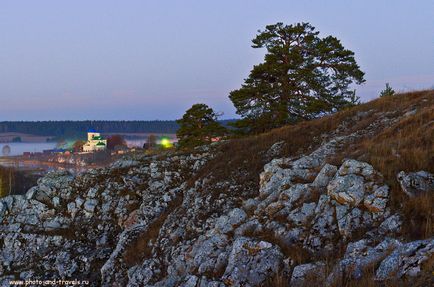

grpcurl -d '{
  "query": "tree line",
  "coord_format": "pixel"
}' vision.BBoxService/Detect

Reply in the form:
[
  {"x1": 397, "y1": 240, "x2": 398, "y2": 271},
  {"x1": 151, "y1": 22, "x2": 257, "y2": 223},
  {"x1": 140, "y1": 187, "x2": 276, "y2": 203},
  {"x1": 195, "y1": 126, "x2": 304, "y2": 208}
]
[{"x1": 0, "y1": 120, "x2": 180, "y2": 138}]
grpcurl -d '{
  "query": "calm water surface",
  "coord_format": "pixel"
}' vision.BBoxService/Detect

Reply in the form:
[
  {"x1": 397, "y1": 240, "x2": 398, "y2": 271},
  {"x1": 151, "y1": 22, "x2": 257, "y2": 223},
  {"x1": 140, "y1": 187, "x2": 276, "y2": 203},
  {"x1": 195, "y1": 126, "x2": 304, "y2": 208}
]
[{"x1": 0, "y1": 142, "x2": 57, "y2": 156}]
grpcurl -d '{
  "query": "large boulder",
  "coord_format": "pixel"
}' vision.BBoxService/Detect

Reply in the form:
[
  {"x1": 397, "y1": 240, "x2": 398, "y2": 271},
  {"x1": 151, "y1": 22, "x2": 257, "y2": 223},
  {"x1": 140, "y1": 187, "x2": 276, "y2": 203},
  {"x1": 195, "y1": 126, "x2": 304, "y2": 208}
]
[
  {"x1": 222, "y1": 237, "x2": 283, "y2": 286},
  {"x1": 312, "y1": 164, "x2": 338, "y2": 189},
  {"x1": 290, "y1": 262, "x2": 326, "y2": 287},
  {"x1": 214, "y1": 208, "x2": 247, "y2": 234},
  {"x1": 305, "y1": 194, "x2": 337, "y2": 251},
  {"x1": 375, "y1": 239, "x2": 434, "y2": 281},
  {"x1": 337, "y1": 159, "x2": 377, "y2": 179},
  {"x1": 266, "y1": 141, "x2": 286, "y2": 159},
  {"x1": 363, "y1": 185, "x2": 389, "y2": 213},
  {"x1": 187, "y1": 234, "x2": 230, "y2": 276},
  {"x1": 378, "y1": 214, "x2": 402, "y2": 235},
  {"x1": 397, "y1": 171, "x2": 434, "y2": 197},
  {"x1": 327, "y1": 238, "x2": 401, "y2": 285},
  {"x1": 287, "y1": 202, "x2": 316, "y2": 225},
  {"x1": 335, "y1": 204, "x2": 363, "y2": 238},
  {"x1": 328, "y1": 174, "x2": 365, "y2": 206},
  {"x1": 101, "y1": 224, "x2": 152, "y2": 286}
]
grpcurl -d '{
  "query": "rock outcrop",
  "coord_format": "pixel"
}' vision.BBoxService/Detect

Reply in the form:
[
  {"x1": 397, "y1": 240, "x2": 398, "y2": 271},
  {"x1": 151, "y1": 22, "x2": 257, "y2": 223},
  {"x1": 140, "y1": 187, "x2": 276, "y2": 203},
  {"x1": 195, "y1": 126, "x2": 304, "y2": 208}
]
[
  {"x1": 0, "y1": 104, "x2": 433, "y2": 286},
  {"x1": 397, "y1": 170, "x2": 434, "y2": 197}
]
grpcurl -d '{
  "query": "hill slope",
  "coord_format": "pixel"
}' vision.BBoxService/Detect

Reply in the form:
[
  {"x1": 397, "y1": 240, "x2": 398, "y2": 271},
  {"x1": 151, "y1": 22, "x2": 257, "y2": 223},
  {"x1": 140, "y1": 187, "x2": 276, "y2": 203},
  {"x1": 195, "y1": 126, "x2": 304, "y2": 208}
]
[{"x1": 0, "y1": 90, "x2": 433, "y2": 286}]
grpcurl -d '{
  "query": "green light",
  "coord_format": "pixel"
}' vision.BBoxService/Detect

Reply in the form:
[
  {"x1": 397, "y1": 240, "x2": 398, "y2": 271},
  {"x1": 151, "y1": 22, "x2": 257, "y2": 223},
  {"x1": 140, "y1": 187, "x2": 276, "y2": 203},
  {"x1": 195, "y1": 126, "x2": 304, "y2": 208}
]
[{"x1": 160, "y1": 137, "x2": 173, "y2": 149}]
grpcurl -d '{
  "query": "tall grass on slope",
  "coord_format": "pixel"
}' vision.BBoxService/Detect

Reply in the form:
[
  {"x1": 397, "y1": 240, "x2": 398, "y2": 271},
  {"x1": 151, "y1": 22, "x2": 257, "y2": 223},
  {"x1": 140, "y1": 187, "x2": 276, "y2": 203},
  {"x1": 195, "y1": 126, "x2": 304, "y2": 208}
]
[
  {"x1": 196, "y1": 91, "x2": 432, "y2": 184},
  {"x1": 343, "y1": 94, "x2": 434, "y2": 239}
]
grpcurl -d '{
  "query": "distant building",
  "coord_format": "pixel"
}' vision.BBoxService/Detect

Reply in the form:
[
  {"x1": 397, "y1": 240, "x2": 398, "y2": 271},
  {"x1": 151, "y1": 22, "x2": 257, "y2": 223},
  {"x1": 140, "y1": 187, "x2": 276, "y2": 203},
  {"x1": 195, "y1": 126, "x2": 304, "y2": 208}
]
[{"x1": 83, "y1": 130, "x2": 107, "y2": 152}]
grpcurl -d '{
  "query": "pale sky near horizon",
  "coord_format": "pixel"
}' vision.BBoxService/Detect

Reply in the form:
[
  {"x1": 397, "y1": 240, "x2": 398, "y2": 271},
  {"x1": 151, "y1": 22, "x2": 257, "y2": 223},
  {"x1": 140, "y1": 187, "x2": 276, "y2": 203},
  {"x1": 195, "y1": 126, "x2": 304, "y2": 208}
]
[{"x1": 0, "y1": 1, "x2": 433, "y2": 121}]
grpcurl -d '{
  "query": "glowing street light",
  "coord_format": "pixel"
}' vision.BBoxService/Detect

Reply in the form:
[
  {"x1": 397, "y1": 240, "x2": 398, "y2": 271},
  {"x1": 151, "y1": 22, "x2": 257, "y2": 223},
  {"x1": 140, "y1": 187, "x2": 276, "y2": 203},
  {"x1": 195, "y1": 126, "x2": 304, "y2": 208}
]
[{"x1": 160, "y1": 137, "x2": 173, "y2": 149}]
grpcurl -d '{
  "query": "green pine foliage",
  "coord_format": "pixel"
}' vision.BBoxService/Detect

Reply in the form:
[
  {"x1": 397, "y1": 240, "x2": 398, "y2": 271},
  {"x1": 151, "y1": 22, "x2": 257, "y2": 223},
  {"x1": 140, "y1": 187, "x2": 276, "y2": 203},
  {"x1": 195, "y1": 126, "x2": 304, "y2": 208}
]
[
  {"x1": 176, "y1": 104, "x2": 226, "y2": 149},
  {"x1": 380, "y1": 83, "x2": 396, "y2": 97},
  {"x1": 229, "y1": 22, "x2": 365, "y2": 134}
]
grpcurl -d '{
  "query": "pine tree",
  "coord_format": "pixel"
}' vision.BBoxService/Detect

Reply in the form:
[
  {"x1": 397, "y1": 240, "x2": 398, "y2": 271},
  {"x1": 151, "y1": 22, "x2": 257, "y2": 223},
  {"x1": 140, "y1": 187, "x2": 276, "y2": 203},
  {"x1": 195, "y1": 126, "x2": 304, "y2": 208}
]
[
  {"x1": 380, "y1": 83, "x2": 395, "y2": 97},
  {"x1": 229, "y1": 22, "x2": 365, "y2": 133},
  {"x1": 176, "y1": 104, "x2": 226, "y2": 149}
]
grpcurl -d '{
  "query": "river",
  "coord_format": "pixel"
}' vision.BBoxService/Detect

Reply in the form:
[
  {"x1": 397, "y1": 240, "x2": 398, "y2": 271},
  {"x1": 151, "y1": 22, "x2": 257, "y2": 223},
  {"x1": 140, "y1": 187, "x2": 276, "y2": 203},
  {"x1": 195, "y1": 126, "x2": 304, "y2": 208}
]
[
  {"x1": 0, "y1": 142, "x2": 87, "y2": 196},
  {"x1": 0, "y1": 142, "x2": 57, "y2": 156}
]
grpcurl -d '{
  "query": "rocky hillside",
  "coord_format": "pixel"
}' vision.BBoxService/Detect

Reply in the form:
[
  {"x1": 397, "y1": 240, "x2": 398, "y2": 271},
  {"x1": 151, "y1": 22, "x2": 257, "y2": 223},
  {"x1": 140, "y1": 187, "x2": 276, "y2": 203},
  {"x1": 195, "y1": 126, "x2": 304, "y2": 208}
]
[{"x1": 0, "y1": 91, "x2": 433, "y2": 286}]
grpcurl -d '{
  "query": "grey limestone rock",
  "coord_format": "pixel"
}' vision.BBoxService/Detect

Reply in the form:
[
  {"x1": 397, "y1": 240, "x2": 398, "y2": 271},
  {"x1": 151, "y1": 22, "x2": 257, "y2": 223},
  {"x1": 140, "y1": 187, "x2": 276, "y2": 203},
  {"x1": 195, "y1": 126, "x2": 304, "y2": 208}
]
[
  {"x1": 1, "y1": 117, "x2": 430, "y2": 287},
  {"x1": 327, "y1": 238, "x2": 402, "y2": 285},
  {"x1": 337, "y1": 159, "x2": 376, "y2": 179},
  {"x1": 188, "y1": 234, "x2": 230, "y2": 276},
  {"x1": 214, "y1": 208, "x2": 247, "y2": 234},
  {"x1": 266, "y1": 141, "x2": 287, "y2": 159},
  {"x1": 375, "y1": 239, "x2": 434, "y2": 281},
  {"x1": 397, "y1": 170, "x2": 434, "y2": 197},
  {"x1": 291, "y1": 262, "x2": 326, "y2": 287},
  {"x1": 378, "y1": 214, "x2": 402, "y2": 234},
  {"x1": 328, "y1": 174, "x2": 365, "y2": 206},
  {"x1": 222, "y1": 237, "x2": 283, "y2": 286},
  {"x1": 312, "y1": 163, "x2": 338, "y2": 189},
  {"x1": 287, "y1": 202, "x2": 316, "y2": 225}
]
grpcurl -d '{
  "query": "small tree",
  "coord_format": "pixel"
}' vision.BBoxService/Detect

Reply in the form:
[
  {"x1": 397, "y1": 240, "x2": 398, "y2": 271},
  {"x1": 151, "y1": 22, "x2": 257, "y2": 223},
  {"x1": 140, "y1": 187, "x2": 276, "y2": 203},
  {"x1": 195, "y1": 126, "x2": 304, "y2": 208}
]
[
  {"x1": 176, "y1": 104, "x2": 226, "y2": 149},
  {"x1": 72, "y1": 140, "x2": 86, "y2": 152},
  {"x1": 0, "y1": 174, "x2": 6, "y2": 198},
  {"x1": 380, "y1": 83, "x2": 395, "y2": 97},
  {"x1": 144, "y1": 134, "x2": 157, "y2": 150},
  {"x1": 0, "y1": 167, "x2": 13, "y2": 197},
  {"x1": 107, "y1": 135, "x2": 127, "y2": 150}
]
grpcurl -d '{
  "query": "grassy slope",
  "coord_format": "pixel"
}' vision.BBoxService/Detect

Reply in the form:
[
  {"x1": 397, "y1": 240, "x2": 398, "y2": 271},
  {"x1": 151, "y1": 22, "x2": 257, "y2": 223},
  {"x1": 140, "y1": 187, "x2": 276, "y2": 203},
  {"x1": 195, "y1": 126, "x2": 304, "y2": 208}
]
[
  {"x1": 197, "y1": 90, "x2": 434, "y2": 239},
  {"x1": 195, "y1": 90, "x2": 434, "y2": 286}
]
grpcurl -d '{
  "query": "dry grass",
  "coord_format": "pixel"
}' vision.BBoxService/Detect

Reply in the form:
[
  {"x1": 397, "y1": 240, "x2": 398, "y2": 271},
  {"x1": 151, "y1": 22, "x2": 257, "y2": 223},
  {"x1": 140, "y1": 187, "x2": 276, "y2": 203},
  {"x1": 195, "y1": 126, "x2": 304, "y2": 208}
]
[
  {"x1": 337, "y1": 91, "x2": 434, "y2": 239},
  {"x1": 193, "y1": 104, "x2": 348, "y2": 196},
  {"x1": 264, "y1": 269, "x2": 433, "y2": 287},
  {"x1": 196, "y1": 90, "x2": 433, "y2": 191},
  {"x1": 401, "y1": 192, "x2": 433, "y2": 239},
  {"x1": 331, "y1": 272, "x2": 433, "y2": 287},
  {"x1": 262, "y1": 272, "x2": 290, "y2": 287},
  {"x1": 187, "y1": 90, "x2": 434, "y2": 286},
  {"x1": 123, "y1": 193, "x2": 184, "y2": 267},
  {"x1": 194, "y1": 90, "x2": 434, "y2": 239}
]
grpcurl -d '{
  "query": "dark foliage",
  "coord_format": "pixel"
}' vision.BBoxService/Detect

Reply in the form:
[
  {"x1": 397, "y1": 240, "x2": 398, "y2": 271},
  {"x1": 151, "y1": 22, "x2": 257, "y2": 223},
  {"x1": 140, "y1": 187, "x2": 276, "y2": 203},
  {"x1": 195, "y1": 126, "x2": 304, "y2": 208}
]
[
  {"x1": 72, "y1": 140, "x2": 86, "y2": 152},
  {"x1": 144, "y1": 134, "x2": 158, "y2": 150},
  {"x1": 0, "y1": 120, "x2": 180, "y2": 138},
  {"x1": 0, "y1": 166, "x2": 39, "y2": 198},
  {"x1": 107, "y1": 135, "x2": 127, "y2": 150},
  {"x1": 176, "y1": 104, "x2": 227, "y2": 149},
  {"x1": 230, "y1": 22, "x2": 365, "y2": 133},
  {"x1": 379, "y1": 83, "x2": 396, "y2": 97}
]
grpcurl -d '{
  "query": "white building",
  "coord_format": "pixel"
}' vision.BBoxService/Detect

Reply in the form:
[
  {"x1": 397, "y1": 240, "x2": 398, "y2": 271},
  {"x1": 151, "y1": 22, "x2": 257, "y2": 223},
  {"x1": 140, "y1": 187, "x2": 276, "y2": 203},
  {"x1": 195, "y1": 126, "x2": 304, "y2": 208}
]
[{"x1": 82, "y1": 130, "x2": 107, "y2": 152}]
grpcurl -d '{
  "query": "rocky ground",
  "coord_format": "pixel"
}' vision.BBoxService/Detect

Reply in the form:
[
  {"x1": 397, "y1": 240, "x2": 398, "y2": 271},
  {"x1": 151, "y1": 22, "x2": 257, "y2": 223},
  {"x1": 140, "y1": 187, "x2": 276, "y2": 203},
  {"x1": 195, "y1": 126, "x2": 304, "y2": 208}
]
[{"x1": 0, "y1": 94, "x2": 433, "y2": 287}]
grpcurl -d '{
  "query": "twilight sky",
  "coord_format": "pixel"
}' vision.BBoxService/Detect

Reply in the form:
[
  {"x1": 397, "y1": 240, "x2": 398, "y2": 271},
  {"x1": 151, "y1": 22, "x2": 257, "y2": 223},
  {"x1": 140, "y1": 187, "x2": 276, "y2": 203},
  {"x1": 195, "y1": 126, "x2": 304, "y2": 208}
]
[{"x1": 0, "y1": 1, "x2": 433, "y2": 120}]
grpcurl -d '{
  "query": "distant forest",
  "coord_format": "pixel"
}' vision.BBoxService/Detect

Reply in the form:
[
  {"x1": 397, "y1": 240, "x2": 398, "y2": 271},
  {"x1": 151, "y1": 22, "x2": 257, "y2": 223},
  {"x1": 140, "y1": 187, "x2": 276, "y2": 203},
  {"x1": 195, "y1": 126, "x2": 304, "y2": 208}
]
[
  {"x1": 0, "y1": 121, "x2": 179, "y2": 139},
  {"x1": 0, "y1": 120, "x2": 235, "y2": 139}
]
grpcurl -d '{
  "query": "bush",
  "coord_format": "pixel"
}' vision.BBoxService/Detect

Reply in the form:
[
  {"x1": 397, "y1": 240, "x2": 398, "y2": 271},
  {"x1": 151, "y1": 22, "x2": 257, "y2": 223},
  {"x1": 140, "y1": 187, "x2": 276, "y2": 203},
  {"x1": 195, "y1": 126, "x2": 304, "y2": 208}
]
[
  {"x1": 176, "y1": 104, "x2": 226, "y2": 149},
  {"x1": 379, "y1": 83, "x2": 395, "y2": 97}
]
